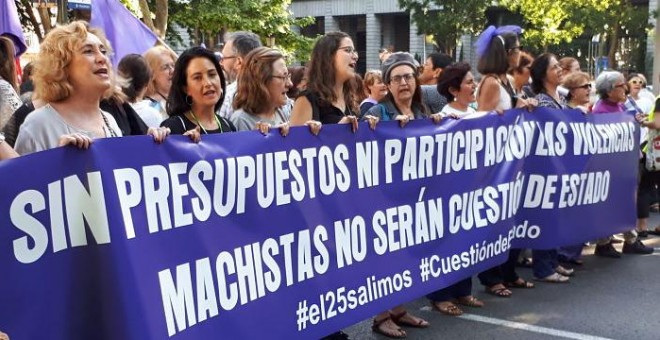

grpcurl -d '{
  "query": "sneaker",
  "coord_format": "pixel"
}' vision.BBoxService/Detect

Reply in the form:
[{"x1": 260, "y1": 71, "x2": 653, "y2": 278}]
[
  {"x1": 594, "y1": 243, "x2": 622, "y2": 258},
  {"x1": 638, "y1": 230, "x2": 649, "y2": 238},
  {"x1": 622, "y1": 240, "x2": 654, "y2": 254}
]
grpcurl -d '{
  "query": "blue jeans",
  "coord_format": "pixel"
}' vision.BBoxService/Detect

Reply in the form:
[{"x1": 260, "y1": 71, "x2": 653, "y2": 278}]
[
  {"x1": 427, "y1": 278, "x2": 473, "y2": 302},
  {"x1": 532, "y1": 249, "x2": 558, "y2": 278}
]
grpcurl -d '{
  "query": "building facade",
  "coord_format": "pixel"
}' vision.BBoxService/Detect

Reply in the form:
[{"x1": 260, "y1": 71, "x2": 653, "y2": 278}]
[{"x1": 289, "y1": 0, "x2": 437, "y2": 74}]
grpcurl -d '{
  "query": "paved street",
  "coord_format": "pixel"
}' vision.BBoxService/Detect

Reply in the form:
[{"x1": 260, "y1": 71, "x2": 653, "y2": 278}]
[{"x1": 343, "y1": 213, "x2": 660, "y2": 340}]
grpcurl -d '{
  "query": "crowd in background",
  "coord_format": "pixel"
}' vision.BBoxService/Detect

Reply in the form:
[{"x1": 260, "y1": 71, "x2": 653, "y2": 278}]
[{"x1": 1, "y1": 20, "x2": 660, "y2": 340}]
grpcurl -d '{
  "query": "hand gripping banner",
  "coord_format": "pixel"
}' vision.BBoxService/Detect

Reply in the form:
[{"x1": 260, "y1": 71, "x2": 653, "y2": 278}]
[{"x1": 0, "y1": 108, "x2": 638, "y2": 339}]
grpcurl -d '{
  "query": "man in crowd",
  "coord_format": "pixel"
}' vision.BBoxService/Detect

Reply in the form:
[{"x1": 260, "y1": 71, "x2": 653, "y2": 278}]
[{"x1": 219, "y1": 31, "x2": 262, "y2": 120}]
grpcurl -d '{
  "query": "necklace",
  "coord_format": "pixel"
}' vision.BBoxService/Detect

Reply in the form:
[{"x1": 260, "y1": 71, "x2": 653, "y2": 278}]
[
  {"x1": 101, "y1": 111, "x2": 118, "y2": 137},
  {"x1": 189, "y1": 110, "x2": 223, "y2": 134}
]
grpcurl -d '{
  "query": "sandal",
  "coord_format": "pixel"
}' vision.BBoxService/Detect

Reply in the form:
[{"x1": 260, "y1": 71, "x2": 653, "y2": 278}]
[
  {"x1": 372, "y1": 316, "x2": 406, "y2": 338},
  {"x1": 535, "y1": 272, "x2": 570, "y2": 283},
  {"x1": 485, "y1": 284, "x2": 512, "y2": 297},
  {"x1": 391, "y1": 311, "x2": 429, "y2": 328},
  {"x1": 504, "y1": 278, "x2": 535, "y2": 289},
  {"x1": 555, "y1": 265, "x2": 574, "y2": 277},
  {"x1": 456, "y1": 295, "x2": 484, "y2": 308},
  {"x1": 431, "y1": 301, "x2": 463, "y2": 316}
]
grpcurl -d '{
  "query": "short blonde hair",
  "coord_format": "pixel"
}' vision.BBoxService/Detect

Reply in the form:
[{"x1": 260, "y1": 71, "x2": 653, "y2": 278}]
[
  {"x1": 363, "y1": 70, "x2": 383, "y2": 95},
  {"x1": 143, "y1": 46, "x2": 177, "y2": 97},
  {"x1": 33, "y1": 21, "x2": 113, "y2": 102}
]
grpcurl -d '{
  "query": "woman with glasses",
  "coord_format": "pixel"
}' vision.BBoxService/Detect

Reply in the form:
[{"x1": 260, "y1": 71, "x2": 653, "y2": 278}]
[
  {"x1": 364, "y1": 54, "x2": 434, "y2": 338},
  {"x1": 160, "y1": 47, "x2": 235, "y2": 141},
  {"x1": 562, "y1": 72, "x2": 592, "y2": 113},
  {"x1": 625, "y1": 73, "x2": 653, "y2": 119},
  {"x1": 230, "y1": 47, "x2": 291, "y2": 135},
  {"x1": 144, "y1": 46, "x2": 177, "y2": 119},
  {"x1": 365, "y1": 52, "x2": 431, "y2": 124},
  {"x1": 290, "y1": 31, "x2": 360, "y2": 134},
  {"x1": 475, "y1": 25, "x2": 536, "y2": 113}
]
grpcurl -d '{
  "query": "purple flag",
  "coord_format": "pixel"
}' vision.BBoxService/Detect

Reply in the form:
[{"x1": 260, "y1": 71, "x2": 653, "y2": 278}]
[
  {"x1": 0, "y1": 0, "x2": 28, "y2": 56},
  {"x1": 90, "y1": 0, "x2": 158, "y2": 66}
]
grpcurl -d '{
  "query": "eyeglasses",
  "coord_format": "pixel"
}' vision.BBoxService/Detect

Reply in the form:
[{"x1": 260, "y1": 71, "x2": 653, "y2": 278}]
[
  {"x1": 271, "y1": 73, "x2": 291, "y2": 81},
  {"x1": 575, "y1": 83, "x2": 592, "y2": 90},
  {"x1": 614, "y1": 83, "x2": 627, "y2": 89},
  {"x1": 222, "y1": 55, "x2": 238, "y2": 61},
  {"x1": 389, "y1": 73, "x2": 415, "y2": 85},
  {"x1": 160, "y1": 64, "x2": 175, "y2": 72},
  {"x1": 338, "y1": 46, "x2": 358, "y2": 55},
  {"x1": 507, "y1": 45, "x2": 523, "y2": 53},
  {"x1": 630, "y1": 79, "x2": 645, "y2": 86}
]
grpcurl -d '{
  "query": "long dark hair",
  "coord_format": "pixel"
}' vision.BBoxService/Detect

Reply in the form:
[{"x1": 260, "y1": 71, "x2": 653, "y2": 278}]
[
  {"x1": 0, "y1": 36, "x2": 18, "y2": 91},
  {"x1": 167, "y1": 47, "x2": 226, "y2": 117},
  {"x1": 306, "y1": 31, "x2": 357, "y2": 113},
  {"x1": 530, "y1": 53, "x2": 556, "y2": 95},
  {"x1": 476, "y1": 32, "x2": 519, "y2": 75}
]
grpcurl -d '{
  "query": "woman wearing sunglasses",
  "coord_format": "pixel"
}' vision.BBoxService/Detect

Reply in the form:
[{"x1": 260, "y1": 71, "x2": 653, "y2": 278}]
[{"x1": 562, "y1": 72, "x2": 592, "y2": 114}]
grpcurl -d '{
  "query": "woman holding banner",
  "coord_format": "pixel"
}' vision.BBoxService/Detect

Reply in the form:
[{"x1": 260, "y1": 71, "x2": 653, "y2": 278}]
[
  {"x1": 161, "y1": 47, "x2": 235, "y2": 140},
  {"x1": 529, "y1": 53, "x2": 575, "y2": 283},
  {"x1": 14, "y1": 22, "x2": 123, "y2": 154},
  {"x1": 426, "y1": 61, "x2": 486, "y2": 316},
  {"x1": 290, "y1": 31, "x2": 361, "y2": 134},
  {"x1": 230, "y1": 47, "x2": 290, "y2": 135}
]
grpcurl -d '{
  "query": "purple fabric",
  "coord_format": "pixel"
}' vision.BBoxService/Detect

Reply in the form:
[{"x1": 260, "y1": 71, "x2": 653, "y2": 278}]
[
  {"x1": 0, "y1": 0, "x2": 28, "y2": 56},
  {"x1": 474, "y1": 25, "x2": 522, "y2": 58},
  {"x1": 591, "y1": 99, "x2": 624, "y2": 114},
  {"x1": 90, "y1": 0, "x2": 159, "y2": 67}
]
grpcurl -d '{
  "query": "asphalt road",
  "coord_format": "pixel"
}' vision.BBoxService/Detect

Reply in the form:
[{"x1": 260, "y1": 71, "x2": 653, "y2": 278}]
[{"x1": 341, "y1": 213, "x2": 660, "y2": 340}]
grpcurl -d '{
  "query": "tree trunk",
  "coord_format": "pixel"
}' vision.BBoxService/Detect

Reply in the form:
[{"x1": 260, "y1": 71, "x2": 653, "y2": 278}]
[
  {"x1": 607, "y1": 24, "x2": 619, "y2": 69},
  {"x1": 20, "y1": 0, "x2": 43, "y2": 41},
  {"x1": 36, "y1": 5, "x2": 53, "y2": 35},
  {"x1": 137, "y1": 0, "x2": 155, "y2": 31},
  {"x1": 153, "y1": 0, "x2": 168, "y2": 39}
]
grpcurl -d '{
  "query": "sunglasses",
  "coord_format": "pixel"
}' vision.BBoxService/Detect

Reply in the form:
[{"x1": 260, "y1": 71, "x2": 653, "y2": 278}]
[{"x1": 630, "y1": 79, "x2": 646, "y2": 86}]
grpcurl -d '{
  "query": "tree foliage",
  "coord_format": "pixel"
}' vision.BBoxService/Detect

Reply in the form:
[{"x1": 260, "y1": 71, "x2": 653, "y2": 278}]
[
  {"x1": 398, "y1": 0, "x2": 490, "y2": 57},
  {"x1": 170, "y1": 0, "x2": 315, "y2": 62}
]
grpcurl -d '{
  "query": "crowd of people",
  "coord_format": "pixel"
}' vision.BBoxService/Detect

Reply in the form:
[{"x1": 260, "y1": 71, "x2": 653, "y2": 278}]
[{"x1": 0, "y1": 20, "x2": 659, "y2": 340}]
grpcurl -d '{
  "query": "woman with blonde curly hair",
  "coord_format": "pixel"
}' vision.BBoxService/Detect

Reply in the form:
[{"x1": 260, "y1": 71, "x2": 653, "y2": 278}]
[
  {"x1": 14, "y1": 21, "x2": 122, "y2": 154},
  {"x1": 230, "y1": 47, "x2": 291, "y2": 135}
]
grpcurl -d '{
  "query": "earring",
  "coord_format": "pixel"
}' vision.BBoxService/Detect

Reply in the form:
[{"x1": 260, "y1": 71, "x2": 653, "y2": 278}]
[{"x1": 185, "y1": 95, "x2": 193, "y2": 106}]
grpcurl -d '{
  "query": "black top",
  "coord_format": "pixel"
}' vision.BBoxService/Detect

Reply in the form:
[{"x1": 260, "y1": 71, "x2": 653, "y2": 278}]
[
  {"x1": 161, "y1": 113, "x2": 236, "y2": 135},
  {"x1": 2, "y1": 100, "x2": 34, "y2": 147},
  {"x1": 302, "y1": 91, "x2": 354, "y2": 124},
  {"x1": 100, "y1": 99, "x2": 148, "y2": 136}
]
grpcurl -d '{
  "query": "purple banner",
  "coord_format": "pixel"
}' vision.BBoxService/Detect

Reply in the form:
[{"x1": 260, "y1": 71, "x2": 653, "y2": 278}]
[{"x1": 0, "y1": 108, "x2": 637, "y2": 339}]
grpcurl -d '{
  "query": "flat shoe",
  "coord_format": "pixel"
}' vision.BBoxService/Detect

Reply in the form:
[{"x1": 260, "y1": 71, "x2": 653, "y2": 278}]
[
  {"x1": 504, "y1": 279, "x2": 535, "y2": 289},
  {"x1": 555, "y1": 265, "x2": 574, "y2": 277},
  {"x1": 535, "y1": 272, "x2": 570, "y2": 283},
  {"x1": 456, "y1": 296, "x2": 484, "y2": 307},
  {"x1": 431, "y1": 301, "x2": 463, "y2": 316},
  {"x1": 391, "y1": 311, "x2": 429, "y2": 328},
  {"x1": 485, "y1": 284, "x2": 512, "y2": 297},
  {"x1": 372, "y1": 317, "x2": 406, "y2": 338}
]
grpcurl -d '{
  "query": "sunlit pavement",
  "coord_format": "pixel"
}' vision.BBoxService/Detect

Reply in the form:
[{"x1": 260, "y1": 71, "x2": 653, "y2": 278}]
[{"x1": 343, "y1": 213, "x2": 660, "y2": 340}]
